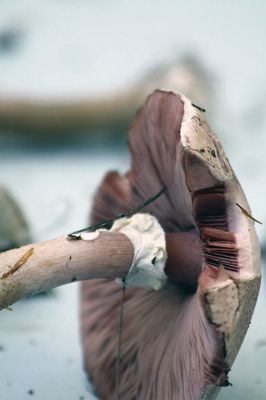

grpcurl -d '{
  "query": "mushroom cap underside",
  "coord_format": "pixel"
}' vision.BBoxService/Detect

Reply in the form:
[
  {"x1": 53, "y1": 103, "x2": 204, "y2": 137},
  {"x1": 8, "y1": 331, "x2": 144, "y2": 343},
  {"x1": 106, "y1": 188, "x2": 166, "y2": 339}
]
[{"x1": 81, "y1": 90, "x2": 260, "y2": 400}]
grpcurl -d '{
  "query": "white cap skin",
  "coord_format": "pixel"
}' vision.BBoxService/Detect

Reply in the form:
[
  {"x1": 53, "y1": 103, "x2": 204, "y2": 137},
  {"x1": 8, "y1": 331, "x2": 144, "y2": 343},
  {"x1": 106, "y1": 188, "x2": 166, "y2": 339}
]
[
  {"x1": 179, "y1": 92, "x2": 261, "y2": 398},
  {"x1": 179, "y1": 93, "x2": 260, "y2": 281}
]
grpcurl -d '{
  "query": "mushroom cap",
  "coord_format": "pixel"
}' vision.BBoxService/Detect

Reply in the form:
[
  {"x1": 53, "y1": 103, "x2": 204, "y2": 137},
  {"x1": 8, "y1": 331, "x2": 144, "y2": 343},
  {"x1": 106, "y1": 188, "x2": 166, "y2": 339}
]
[{"x1": 81, "y1": 90, "x2": 260, "y2": 400}]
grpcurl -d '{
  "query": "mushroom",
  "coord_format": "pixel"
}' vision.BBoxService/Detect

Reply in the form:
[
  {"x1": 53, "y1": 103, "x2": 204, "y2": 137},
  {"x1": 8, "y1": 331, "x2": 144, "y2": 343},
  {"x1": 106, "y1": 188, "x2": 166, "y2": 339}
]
[
  {"x1": 0, "y1": 55, "x2": 211, "y2": 136},
  {"x1": 0, "y1": 186, "x2": 31, "y2": 251},
  {"x1": 81, "y1": 90, "x2": 261, "y2": 399}
]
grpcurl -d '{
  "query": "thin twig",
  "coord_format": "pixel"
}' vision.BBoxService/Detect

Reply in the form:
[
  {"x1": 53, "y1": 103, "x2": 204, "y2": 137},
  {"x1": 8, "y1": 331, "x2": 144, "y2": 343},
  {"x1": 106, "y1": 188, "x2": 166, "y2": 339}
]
[
  {"x1": 67, "y1": 187, "x2": 166, "y2": 238},
  {"x1": 236, "y1": 203, "x2": 263, "y2": 225},
  {"x1": 115, "y1": 278, "x2": 127, "y2": 400},
  {"x1": 191, "y1": 102, "x2": 206, "y2": 112}
]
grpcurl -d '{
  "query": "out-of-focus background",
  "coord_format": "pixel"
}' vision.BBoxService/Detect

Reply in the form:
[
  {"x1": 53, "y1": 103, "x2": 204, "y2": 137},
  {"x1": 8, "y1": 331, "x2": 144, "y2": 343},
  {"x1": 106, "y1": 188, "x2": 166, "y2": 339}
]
[{"x1": 0, "y1": 1, "x2": 265, "y2": 399}]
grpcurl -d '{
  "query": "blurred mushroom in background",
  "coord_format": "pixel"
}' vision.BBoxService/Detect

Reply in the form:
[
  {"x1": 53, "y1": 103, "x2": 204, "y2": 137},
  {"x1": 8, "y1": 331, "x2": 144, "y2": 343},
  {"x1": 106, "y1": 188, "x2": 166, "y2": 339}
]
[
  {"x1": 0, "y1": 27, "x2": 22, "y2": 54},
  {"x1": 0, "y1": 185, "x2": 31, "y2": 251},
  {"x1": 139, "y1": 53, "x2": 214, "y2": 111},
  {"x1": 0, "y1": 53, "x2": 214, "y2": 136}
]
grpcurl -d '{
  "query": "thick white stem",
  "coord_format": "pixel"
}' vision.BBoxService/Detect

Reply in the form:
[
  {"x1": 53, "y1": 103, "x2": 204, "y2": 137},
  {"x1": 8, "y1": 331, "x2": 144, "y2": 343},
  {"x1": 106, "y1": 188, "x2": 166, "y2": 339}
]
[{"x1": 0, "y1": 231, "x2": 134, "y2": 310}]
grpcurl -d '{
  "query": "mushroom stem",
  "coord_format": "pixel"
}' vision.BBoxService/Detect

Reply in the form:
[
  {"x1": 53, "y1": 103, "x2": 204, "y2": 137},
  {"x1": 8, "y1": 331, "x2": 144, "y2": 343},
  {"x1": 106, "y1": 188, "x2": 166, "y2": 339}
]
[{"x1": 0, "y1": 231, "x2": 134, "y2": 310}]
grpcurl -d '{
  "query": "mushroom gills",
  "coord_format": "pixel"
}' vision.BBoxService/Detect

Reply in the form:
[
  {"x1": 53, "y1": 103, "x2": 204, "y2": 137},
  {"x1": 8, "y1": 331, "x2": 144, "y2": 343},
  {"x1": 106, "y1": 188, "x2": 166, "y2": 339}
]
[
  {"x1": 81, "y1": 90, "x2": 260, "y2": 400},
  {"x1": 193, "y1": 186, "x2": 238, "y2": 273}
]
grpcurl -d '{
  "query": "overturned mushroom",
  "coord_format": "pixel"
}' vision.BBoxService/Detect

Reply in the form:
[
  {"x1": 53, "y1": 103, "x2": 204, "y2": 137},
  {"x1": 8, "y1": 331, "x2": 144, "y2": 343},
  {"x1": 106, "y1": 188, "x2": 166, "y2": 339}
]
[{"x1": 81, "y1": 90, "x2": 261, "y2": 399}]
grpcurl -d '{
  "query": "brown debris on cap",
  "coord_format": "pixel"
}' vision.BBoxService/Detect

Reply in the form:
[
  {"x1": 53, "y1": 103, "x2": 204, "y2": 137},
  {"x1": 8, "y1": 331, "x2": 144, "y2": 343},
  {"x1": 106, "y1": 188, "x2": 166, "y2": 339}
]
[{"x1": 80, "y1": 90, "x2": 260, "y2": 400}]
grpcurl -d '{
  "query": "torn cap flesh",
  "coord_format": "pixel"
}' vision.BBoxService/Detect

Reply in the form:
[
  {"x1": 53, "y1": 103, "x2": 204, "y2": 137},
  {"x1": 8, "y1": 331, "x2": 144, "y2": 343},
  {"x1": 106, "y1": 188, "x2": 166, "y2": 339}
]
[{"x1": 80, "y1": 90, "x2": 261, "y2": 400}]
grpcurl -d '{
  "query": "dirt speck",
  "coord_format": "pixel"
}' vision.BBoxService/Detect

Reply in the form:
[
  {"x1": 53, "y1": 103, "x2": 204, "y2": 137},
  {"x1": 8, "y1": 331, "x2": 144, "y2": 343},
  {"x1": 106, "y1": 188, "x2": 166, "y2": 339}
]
[{"x1": 1, "y1": 247, "x2": 34, "y2": 279}]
